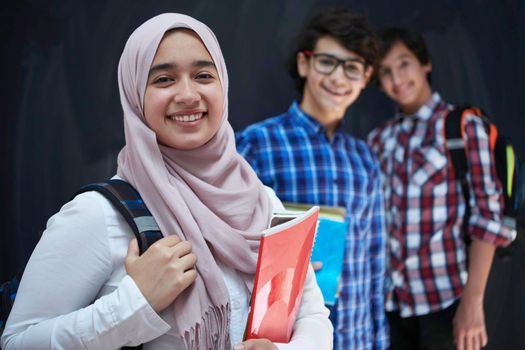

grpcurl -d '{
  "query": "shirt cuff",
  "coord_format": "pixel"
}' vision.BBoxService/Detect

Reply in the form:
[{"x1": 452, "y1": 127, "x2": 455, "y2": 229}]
[
  {"x1": 469, "y1": 217, "x2": 516, "y2": 247},
  {"x1": 78, "y1": 275, "x2": 171, "y2": 349},
  {"x1": 119, "y1": 275, "x2": 171, "y2": 342}
]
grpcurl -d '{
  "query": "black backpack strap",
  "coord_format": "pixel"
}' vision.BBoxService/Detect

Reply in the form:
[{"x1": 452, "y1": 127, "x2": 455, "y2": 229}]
[
  {"x1": 444, "y1": 106, "x2": 486, "y2": 238},
  {"x1": 444, "y1": 106, "x2": 480, "y2": 181},
  {"x1": 74, "y1": 179, "x2": 162, "y2": 349},
  {"x1": 73, "y1": 179, "x2": 163, "y2": 255}
]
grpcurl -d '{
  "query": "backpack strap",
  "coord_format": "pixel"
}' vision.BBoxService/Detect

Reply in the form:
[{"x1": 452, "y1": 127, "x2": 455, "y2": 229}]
[
  {"x1": 73, "y1": 179, "x2": 163, "y2": 255},
  {"x1": 444, "y1": 106, "x2": 472, "y2": 182},
  {"x1": 74, "y1": 179, "x2": 161, "y2": 350},
  {"x1": 444, "y1": 106, "x2": 487, "y2": 238}
]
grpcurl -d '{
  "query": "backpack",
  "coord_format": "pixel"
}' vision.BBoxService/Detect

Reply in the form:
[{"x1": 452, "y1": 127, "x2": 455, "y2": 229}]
[
  {"x1": 444, "y1": 106, "x2": 524, "y2": 258},
  {"x1": 0, "y1": 179, "x2": 163, "y2": 349},
  {"x1": 0, "y1": 270, "x2": 23, "y2": 335}
]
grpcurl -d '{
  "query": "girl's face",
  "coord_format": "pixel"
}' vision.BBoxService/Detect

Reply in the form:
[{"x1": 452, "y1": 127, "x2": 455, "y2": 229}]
[{"x1": 144, "y1": 29, "x2": 224, "y2": 150}]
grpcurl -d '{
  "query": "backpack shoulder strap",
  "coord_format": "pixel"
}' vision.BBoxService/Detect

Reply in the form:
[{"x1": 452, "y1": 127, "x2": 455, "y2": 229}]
[
  {"x1": 444, "y1": 106, "x2": 488, "y2": 239},
  {"x1": 73, "y1": 179, "x2": 163, "y2": 254},
  {"x1": 444, "y1": 106, "x2": 470, "y2": 181}
]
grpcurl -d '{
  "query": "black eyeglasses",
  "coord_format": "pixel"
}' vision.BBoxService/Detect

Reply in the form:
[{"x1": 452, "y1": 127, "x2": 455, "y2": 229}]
[{"x1": 303, "y1": 51, "x2": 367, "y2": 81}]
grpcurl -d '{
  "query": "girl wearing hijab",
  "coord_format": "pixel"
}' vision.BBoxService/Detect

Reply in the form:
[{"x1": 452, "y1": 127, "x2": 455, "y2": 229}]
[{"x1": 0, "y1": 13, "x2": 332, "y2": 350}]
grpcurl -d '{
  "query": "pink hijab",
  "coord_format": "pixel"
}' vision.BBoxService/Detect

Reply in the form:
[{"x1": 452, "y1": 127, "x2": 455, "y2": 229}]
[{"x1": 116, "y1": 13, "x2": 272, "y2": 349}]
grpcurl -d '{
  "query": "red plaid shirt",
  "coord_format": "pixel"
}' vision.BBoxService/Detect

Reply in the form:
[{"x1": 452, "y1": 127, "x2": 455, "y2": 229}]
[{"x1": 368, "y1": 93, "x2": 514, "y2": 317}]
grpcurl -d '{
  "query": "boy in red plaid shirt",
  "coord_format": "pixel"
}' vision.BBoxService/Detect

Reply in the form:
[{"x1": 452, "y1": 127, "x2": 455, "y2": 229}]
[{"x1": 368, "y1": 28, "x2": 515, "y2": 350}]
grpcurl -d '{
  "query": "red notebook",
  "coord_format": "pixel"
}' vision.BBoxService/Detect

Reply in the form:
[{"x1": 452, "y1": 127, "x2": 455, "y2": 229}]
[{"x1": 245, "y1": 206, "x2": 320, "y2": 343}]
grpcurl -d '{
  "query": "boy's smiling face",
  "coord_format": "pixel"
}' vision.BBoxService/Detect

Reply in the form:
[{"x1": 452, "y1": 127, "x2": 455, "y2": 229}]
[
  {"x1": 377, "y1": 41, "x2": 432, "y2": 114},
  {"x1": 297, "y1": 35, "x2": 372, "y2": 130}
]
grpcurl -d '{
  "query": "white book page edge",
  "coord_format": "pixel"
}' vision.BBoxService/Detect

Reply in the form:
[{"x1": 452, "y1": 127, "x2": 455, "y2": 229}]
[{"x1": 263, "y1": 206, "x2": 319, "y2": 236}]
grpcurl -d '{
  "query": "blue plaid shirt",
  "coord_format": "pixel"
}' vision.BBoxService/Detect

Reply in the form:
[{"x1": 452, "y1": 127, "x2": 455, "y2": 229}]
[{"x1": 236, "y1": 102, "x2": 389, "y2": 350}]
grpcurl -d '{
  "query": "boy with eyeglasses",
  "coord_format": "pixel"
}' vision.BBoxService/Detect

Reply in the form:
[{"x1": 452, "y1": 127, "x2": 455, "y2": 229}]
[
  {"x1": 236, "y1": 7, "x2": 388, "y2": 350},
  {"x1": 367, "y1": 28, "x2": 515, "y2": 350}
]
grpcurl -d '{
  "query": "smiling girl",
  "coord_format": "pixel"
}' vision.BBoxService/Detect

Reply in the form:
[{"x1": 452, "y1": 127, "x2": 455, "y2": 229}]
[{"x1": 1, "y1": 13, "x2": 332, "y2": 350}]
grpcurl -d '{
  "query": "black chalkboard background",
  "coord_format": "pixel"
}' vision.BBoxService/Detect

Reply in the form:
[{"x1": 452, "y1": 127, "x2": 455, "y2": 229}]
[{"x1": 1, "y1": 0, "x2": 524, "y2": 348}]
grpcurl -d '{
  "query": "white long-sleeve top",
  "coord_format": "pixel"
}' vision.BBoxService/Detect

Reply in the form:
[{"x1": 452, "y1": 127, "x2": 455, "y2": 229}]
[{"x1": 1, "y1": 186, "x2": 332, "y2": 350}]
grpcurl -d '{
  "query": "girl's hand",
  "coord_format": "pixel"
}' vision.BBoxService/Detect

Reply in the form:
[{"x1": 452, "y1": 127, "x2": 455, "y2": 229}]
[
  {"x1": 233, "y1": 339, "x2": 278, "y2": 350},
  {"x1": 125, "y1": 236, "x2": 198, "y2": 312}
]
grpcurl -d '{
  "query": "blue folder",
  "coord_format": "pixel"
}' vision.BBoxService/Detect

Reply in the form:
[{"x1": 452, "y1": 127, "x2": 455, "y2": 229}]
[
  {"x1": 310, "y1": 217, "x2": 347, "y2": 305},
  {"x1": 282, "y1": 203, "x2": 347, "y2": 306}
]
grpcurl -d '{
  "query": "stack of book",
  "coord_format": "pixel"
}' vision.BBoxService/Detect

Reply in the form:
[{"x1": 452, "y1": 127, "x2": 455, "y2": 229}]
[{"x1": 245, "y1": 203, "x2": 347, "y2": 343}]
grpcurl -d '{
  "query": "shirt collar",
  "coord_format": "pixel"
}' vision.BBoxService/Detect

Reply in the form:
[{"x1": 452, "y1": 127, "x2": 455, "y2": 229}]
[
  {"x1": 395, "y1": 92, "x2": 442, "y2": 122},
  {"x1": 289, "y1": 101, "x2": 345, "y2": 137}
]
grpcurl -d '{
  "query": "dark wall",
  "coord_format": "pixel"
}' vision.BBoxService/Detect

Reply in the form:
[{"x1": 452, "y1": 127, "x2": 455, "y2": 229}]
[{"x1": 1, "y1": 0, "x2": 524, "y2": 347}]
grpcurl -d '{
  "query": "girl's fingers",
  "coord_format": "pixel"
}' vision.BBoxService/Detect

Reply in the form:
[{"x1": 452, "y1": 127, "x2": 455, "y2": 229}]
[
  {"x1": 155, "y1": 235, "x2": 183, "y2": 247},
  {"x1": 172, "y1": 240, "x2": 193, "y2": 258},
  {"x1": 178, "y1": 252, "x2": 198, "y2": 271},
  {"x1": 126, "y1": 239, "x2": 140, "y2": 260}
]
